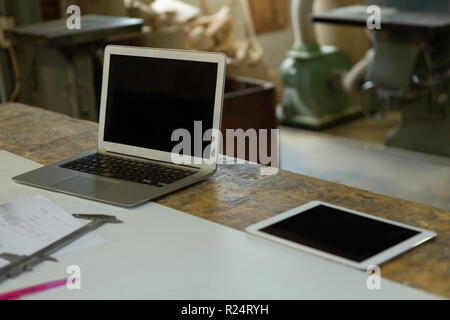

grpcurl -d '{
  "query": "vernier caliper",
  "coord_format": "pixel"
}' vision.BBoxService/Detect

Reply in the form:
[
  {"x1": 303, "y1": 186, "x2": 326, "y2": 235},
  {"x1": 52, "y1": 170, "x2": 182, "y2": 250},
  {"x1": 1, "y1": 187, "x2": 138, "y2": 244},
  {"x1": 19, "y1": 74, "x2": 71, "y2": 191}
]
[{"x1": 0, "y1": 214, "x2": 122, "y2": 284}]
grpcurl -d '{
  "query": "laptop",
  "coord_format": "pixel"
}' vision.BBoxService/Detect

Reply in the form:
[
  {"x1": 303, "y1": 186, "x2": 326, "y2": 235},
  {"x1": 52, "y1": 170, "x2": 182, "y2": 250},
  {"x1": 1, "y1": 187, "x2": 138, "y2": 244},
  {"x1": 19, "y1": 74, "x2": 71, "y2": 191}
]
[{"x1": 13, "y1": 45, "x2": 226, "y2": 207}]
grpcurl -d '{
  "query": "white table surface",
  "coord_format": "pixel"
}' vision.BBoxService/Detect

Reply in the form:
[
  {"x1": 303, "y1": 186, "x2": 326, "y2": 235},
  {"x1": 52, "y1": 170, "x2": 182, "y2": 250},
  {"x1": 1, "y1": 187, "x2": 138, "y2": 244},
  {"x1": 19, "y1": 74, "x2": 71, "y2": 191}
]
[{"x1": 0, "y1": 151, "x2": 440, "y2": 300}]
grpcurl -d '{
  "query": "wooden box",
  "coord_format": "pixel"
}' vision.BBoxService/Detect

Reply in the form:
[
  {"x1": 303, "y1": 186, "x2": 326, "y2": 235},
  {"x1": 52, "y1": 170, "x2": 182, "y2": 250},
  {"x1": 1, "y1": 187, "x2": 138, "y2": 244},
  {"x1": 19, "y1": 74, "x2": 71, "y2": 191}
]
[
  {"x1": 222, "y1": 76, "x2": 278, "y2": 166},
  {"x1": 248, "y1": 0, "x2": 289, "y2": 34}
]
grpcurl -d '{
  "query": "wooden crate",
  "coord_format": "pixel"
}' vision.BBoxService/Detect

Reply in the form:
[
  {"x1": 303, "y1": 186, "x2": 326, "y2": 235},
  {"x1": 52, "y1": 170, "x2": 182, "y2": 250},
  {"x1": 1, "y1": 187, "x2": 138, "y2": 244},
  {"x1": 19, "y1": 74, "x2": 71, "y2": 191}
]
[{"x1": 248, "y1": 0, "x2": 289, "y2": 34}]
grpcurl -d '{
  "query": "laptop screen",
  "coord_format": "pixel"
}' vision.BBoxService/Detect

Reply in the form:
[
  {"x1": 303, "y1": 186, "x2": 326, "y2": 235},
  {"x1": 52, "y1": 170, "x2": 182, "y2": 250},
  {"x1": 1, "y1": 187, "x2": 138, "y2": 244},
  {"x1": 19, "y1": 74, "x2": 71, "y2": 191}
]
[{"x1": 103, "y1": 54, "x2": 219, "y2": 159}]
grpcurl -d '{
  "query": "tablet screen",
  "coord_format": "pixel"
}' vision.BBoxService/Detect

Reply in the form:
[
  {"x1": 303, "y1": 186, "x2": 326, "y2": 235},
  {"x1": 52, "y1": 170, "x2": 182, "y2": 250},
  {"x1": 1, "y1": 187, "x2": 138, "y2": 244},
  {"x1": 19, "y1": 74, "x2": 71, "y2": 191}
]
[{"x1": 259, "y1": 205, "x2": 420, "y2": 262}]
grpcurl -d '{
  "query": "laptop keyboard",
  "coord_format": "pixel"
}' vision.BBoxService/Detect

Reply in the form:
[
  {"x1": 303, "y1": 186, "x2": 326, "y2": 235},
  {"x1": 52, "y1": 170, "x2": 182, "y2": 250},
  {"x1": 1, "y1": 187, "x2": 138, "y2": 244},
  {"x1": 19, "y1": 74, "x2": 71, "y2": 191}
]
[{"x1": 60, "y1": 153, "x2": 195, "y2": 187}]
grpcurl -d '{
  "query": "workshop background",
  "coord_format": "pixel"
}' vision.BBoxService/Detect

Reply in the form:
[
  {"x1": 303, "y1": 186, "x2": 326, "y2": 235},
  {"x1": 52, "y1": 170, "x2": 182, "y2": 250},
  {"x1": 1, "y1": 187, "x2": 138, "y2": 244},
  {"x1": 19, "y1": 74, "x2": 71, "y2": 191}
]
[{"x1": 0, "y1": 0, "x2": 449, "y2": 210}]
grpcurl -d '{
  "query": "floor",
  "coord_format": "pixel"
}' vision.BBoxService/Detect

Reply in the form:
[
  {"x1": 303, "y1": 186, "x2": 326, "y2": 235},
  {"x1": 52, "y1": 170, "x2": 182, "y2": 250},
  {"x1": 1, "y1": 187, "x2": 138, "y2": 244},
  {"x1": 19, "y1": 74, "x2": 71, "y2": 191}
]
[{"x1": 279, "y1": 113, "x2": 450, "y2": 211}]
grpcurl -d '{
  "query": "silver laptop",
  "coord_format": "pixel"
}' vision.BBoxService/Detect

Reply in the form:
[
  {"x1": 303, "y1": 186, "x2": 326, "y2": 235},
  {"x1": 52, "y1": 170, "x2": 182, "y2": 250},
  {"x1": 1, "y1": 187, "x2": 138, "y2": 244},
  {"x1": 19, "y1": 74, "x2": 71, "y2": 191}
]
[{"x1": 13, "y1": 45, "x2": 226, "y2": 207}]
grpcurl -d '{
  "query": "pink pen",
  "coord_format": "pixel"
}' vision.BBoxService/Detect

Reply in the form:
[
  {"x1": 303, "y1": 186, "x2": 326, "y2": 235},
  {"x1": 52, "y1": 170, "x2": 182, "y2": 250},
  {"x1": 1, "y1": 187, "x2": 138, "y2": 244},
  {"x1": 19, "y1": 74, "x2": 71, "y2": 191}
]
[{"x1": 0, "y1": 278, "x2": 75, "y2": 300}]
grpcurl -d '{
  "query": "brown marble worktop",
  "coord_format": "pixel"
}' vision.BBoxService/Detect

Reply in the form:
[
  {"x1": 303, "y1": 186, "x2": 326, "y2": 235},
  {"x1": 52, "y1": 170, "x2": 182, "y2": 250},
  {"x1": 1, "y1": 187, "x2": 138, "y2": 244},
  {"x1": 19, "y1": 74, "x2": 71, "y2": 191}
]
[{"x1": 0, "y1": 103, "x2": 449, "y2": 298}]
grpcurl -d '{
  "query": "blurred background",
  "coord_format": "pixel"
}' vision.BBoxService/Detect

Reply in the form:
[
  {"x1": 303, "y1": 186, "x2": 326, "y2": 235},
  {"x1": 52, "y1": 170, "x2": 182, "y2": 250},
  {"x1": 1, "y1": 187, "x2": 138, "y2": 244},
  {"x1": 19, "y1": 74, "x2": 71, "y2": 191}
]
[{"x1": 0, "y1": 0, "x2": 449, "y2": 210}]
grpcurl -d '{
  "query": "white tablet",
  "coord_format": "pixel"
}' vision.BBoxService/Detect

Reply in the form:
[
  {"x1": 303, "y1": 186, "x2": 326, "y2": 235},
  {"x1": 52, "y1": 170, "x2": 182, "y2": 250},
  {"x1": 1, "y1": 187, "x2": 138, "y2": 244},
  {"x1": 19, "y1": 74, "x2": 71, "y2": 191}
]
[{"x1": 246, "y1": 201, "x2": 436, "y2": 270}]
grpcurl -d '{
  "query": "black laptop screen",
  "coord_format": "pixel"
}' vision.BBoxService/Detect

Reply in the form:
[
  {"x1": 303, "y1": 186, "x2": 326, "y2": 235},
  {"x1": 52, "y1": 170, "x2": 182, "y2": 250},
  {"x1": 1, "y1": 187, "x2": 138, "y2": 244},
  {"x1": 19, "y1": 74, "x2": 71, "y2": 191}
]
[{"x1": 103, "y1": 54, "x2": 218, "y2": 159}]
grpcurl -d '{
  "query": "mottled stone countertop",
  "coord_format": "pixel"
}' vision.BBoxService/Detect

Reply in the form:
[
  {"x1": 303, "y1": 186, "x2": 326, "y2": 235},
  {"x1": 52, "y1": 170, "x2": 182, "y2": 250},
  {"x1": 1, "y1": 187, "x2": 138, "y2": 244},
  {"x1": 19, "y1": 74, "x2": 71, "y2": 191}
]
[{"x1": 0, "y1": 103, "x2": 449, "y2": 298}]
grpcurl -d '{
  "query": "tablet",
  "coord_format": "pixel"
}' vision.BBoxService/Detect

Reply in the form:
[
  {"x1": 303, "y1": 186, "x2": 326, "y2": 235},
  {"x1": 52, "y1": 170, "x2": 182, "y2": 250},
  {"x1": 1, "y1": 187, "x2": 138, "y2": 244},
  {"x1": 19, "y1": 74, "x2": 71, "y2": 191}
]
[{"x1": 246, "y1": 201, "x2": 436, "y2": 270}]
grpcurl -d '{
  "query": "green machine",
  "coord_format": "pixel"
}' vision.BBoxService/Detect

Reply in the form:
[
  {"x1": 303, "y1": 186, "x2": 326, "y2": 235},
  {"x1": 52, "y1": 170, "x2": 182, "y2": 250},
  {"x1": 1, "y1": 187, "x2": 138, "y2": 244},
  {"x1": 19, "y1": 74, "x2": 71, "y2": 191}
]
[{"x1": 278, "y1": 0, "x2": 361, "y2": 129}]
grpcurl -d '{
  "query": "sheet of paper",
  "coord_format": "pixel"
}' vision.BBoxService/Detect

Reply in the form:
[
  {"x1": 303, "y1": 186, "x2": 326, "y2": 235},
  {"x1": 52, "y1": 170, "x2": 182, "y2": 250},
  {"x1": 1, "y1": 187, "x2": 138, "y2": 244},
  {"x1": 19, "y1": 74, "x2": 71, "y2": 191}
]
[{"x1": 0, "y1": 195, "x2": 105, "y2": 268}]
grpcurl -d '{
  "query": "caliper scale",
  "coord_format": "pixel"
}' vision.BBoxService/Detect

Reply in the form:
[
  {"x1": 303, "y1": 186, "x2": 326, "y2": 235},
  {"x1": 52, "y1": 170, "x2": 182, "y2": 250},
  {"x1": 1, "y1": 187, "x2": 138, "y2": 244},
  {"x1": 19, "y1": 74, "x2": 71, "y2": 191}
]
[{"x1": 0, "y1": 214, "x2": 122, "y2": 284}]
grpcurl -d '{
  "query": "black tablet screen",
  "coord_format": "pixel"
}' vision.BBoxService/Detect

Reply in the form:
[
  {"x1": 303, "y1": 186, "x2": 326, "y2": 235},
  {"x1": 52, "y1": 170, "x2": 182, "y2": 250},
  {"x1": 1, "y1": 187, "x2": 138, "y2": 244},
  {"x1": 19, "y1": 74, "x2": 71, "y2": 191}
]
[{"x1": 260, "y1": 205, "x2": 420, "y2": 262}]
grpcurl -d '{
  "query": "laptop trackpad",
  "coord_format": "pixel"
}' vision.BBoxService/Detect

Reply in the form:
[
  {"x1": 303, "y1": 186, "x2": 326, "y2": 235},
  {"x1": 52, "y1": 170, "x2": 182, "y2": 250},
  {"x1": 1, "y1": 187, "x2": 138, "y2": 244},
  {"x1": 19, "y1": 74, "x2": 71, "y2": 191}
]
[{"x1": 53, "y1": 176, "x2": 114, "y2": 197}]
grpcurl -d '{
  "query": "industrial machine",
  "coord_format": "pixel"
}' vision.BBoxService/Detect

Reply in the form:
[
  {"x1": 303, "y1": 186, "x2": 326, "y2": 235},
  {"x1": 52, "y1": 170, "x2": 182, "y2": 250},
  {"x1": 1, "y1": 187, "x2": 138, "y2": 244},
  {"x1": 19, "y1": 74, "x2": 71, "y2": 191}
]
[
  {"x1": 313, "y1": 2, "x2": 450, "y2": 157},
  {"x1": 5, "y1": 15, "x2": 142, "y2": 121},
  {"x1": 277, "y1": 0, "x2": 361, "y2": 129}
]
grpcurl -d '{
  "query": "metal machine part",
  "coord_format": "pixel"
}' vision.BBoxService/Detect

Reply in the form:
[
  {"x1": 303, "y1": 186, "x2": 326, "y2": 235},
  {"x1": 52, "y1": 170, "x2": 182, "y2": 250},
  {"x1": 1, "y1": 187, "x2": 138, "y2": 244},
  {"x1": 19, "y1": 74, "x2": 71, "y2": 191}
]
[
  {"x1": 313, "y1": 5, "x2": 450, "y2": 157},
  {"x1": 277, "y1": 0, "x2": 361, "y2": 130},
  {"x1": 0, "y1": 214, "x2": 123, "y2": 284}
]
